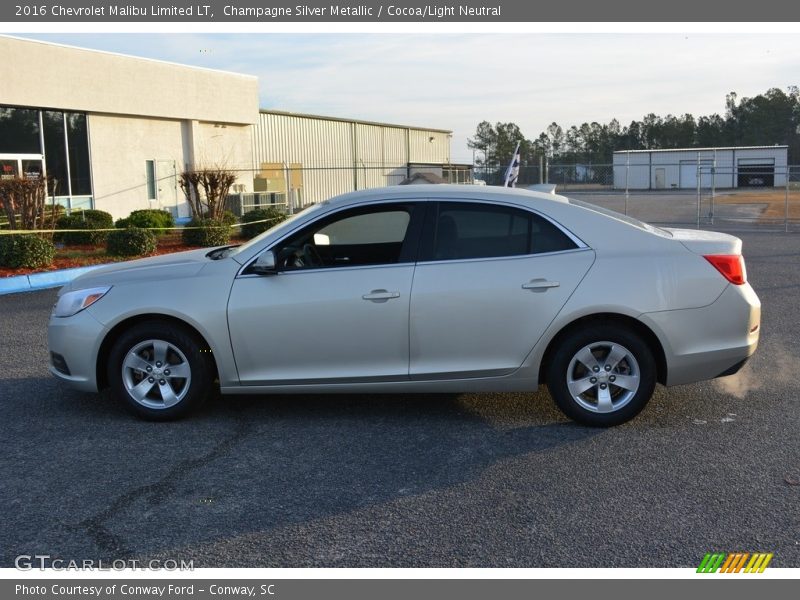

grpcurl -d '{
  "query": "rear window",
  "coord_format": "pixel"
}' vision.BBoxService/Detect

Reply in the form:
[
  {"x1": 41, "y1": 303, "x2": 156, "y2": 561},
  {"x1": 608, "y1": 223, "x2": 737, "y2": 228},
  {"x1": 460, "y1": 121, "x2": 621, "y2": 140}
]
[{"x1": 567, "y1": 198, "x2": 672, "y2": 238}]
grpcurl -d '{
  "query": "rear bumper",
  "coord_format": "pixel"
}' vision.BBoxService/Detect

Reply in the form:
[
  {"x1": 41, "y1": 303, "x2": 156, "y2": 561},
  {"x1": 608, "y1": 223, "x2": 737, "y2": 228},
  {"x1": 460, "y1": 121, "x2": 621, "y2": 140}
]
[
  {"x1": 640, "y1": 282, "x2": 760, "y2": 387},
  {"x1": 715, "y1": 356, "x2": 750, "y2": 378}
]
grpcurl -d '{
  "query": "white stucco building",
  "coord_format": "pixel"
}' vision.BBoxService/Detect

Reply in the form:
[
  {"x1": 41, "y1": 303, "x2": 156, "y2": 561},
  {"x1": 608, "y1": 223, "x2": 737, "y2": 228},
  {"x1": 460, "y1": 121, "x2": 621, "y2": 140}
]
[
  {"x1": 0, "y1": 35, "x2": 258, "y2": 219},
  {"x1": 0, "y1": 36, "x2": 458, "y2": 220}
]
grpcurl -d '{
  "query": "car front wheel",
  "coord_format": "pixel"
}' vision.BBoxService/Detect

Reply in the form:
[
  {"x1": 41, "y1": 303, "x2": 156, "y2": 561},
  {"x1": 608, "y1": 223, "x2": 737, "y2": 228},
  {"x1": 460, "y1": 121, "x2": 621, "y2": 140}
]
[
  {"x1": 546, "y1": 325, "x2": 656, "y2": 427},
  {"x1": 107, "y1": 321, "x2": 214, "y2": 420}
]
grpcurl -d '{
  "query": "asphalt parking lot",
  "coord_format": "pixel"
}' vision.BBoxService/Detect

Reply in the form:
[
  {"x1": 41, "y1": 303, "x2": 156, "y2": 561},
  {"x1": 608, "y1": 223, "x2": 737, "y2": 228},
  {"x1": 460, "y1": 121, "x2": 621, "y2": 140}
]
[{"x1": 1, "y1": 230, "x2": 798, "y2": 568}]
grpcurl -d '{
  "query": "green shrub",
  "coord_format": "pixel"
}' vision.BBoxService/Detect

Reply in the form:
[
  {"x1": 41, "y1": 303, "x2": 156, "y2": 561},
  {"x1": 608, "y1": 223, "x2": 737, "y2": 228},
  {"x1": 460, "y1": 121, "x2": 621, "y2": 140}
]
[
  {"x1": 0, "y1": 234, "x2": 55, "y2": 269},
  {"x1": 55, "y1": 209, "x2": 114, "y2": 245},
  {"x1": 241, "y1": 207, "x2": 287, "y2": 239},
  {"x1": 106, "y1": 227, "x2": 157, "y2": 257},
  {"x1": 202, "y1": 210, "x2": 238, "y2": 227},
  {"x1": 40, "y1": 203, "x2": 66, "y2": 228},
  {"x1": 181, "y1": 218, "x2": 231, "y2": 247},
  {"x1": 115, "y1": 209, "x2": 175, "y2": 235}
]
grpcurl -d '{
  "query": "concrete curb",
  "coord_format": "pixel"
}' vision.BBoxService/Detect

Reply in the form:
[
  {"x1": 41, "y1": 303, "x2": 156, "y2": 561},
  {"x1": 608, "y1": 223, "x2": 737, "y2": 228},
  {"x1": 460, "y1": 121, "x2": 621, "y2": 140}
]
[{"x1": 0, "y1": 264, "x2": 107, "y2": 296}]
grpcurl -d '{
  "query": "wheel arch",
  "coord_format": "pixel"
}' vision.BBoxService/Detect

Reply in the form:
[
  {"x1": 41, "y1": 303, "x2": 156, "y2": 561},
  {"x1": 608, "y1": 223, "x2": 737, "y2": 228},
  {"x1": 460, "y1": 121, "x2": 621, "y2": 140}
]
[
  {"x1": 96, "y1": 313, "x2": 219, "y2": 390},
  {"x1": 538, "y1": 313, "x2": 667, "y2": 386}
]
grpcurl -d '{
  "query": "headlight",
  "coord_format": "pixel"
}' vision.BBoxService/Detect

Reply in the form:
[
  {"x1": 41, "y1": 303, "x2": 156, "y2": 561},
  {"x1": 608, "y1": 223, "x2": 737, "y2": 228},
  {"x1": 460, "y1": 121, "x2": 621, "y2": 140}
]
[{"x1": 53, "y1": 286, "x2": 112, "y2": 318}]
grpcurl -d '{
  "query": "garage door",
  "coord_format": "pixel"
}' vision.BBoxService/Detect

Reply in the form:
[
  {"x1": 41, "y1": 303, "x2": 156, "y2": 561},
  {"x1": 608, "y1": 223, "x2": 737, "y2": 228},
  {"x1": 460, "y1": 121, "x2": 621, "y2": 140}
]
[{"x1": 737, "y1": 160, "x2": 774, "y2": 187}]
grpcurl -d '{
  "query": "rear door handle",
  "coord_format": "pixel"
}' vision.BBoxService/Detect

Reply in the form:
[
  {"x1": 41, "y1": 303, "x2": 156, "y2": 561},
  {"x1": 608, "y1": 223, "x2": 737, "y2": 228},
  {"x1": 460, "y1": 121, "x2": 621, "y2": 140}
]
[
  {"x1": 522, "y1": 279, "x2": 560, "y2": 291},
  {"x1": 362, "y1": 289, "x2": 401, "y2": 302}
]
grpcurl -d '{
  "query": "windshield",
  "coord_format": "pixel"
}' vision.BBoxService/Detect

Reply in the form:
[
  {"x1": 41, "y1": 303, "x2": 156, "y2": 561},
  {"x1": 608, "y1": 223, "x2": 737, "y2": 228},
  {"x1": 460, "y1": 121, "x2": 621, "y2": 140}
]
[
  {"x1": 220, "y1": 203, "x2": 328, "y2": 259},
  {"x1": 567, "y1": 198, "x2": 672, "y2": 237}
]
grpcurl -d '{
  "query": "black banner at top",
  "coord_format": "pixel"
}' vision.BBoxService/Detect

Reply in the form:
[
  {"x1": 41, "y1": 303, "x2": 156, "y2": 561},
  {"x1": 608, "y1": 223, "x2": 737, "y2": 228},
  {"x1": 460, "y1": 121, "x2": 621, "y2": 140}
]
[{"x1": 3, "y1": 0, "x2": 800, "y2": 22}]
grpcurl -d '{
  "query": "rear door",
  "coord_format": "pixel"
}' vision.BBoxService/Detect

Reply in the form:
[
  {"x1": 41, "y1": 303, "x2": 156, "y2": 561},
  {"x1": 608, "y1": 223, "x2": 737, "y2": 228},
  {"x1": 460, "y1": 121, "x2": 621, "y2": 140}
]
[{"x1": 409, "y1": 201, "x2": 594, "y2": 379}]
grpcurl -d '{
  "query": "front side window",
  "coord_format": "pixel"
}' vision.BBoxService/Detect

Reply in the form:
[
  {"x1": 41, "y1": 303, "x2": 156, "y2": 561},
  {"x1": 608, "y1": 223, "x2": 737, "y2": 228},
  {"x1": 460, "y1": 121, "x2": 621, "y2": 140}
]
[
  {"x1": 273, "y1": 203, "x2": 419, "y2": 270},
  {"x1": 423, "y1": 202, "x2": 577, "y2": 261}
]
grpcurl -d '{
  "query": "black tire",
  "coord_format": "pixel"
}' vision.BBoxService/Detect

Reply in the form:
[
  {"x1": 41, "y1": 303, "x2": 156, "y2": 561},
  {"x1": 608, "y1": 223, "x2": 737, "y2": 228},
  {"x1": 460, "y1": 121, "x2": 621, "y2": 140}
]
[
  {"x1": 107, "y1": 320, "x2": 214, "y2": 420},
  {"x1": 546, "y1": 324, "x2": 656, "y2": 427}
]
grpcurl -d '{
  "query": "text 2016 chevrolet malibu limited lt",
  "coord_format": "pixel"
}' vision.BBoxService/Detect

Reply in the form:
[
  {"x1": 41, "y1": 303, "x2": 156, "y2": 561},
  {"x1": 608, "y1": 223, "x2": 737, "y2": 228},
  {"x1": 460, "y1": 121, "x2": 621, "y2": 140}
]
[{"x1": 48, "y1": 185, "x2": 760, "y2": 426}]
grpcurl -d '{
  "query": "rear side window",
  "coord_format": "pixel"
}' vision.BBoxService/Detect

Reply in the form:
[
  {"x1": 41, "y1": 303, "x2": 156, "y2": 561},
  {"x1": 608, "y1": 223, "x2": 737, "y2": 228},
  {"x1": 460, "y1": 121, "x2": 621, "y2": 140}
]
[{"x1": 422, "y1": 202, "x2": 577, "y2": 261}]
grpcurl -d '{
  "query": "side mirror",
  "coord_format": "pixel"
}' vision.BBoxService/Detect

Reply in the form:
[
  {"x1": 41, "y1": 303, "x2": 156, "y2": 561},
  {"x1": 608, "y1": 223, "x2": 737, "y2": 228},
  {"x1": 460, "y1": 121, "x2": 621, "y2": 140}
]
[{"x1": 250, "y1": 250, "x2": 278, "y2": 275}]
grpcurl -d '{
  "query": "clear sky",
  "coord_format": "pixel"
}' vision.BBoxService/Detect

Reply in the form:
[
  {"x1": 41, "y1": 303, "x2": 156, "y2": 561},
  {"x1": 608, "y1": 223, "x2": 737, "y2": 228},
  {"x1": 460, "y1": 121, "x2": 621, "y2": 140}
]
[{"x1": 19, "y1": 33, "x2": 800, "y2": 162}]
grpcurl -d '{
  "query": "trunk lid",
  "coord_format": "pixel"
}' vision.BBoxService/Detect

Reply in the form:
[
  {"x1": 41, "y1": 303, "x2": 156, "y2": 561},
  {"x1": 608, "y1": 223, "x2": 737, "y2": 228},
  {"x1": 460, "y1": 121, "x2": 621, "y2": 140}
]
[{"x1": 663, "y1": 228, "x2": 742, "y2": 255}]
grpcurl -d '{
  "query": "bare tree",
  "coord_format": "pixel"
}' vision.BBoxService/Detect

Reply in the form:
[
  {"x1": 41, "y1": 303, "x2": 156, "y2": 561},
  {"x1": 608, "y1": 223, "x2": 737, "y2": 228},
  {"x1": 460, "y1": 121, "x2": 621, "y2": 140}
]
[{"x1": 179, "y1": 167, "x2": 237, "y2": 221}]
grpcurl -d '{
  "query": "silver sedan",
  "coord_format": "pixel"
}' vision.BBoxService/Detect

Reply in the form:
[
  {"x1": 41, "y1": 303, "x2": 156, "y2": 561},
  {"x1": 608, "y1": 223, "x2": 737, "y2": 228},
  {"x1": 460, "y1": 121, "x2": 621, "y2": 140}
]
[{"x1": 47, "y1": 185, "x2": 760, "y2": 426}]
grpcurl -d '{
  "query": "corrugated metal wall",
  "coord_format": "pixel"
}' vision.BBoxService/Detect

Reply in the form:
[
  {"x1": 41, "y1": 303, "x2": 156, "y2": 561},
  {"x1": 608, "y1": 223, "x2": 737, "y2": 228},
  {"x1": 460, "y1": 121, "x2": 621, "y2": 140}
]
[
  {"x1": 612, "y1": 152, "x2": 651, "y2": 190},
  {"x1": 252, "y1": 112, "x2": 451, "y2": 204},
  {"x1": 253, "y1": 112, "x2": 354, "y2": 204},
  {"x1": 409, "y1": 129, "x2": 451, "y2": 164}
]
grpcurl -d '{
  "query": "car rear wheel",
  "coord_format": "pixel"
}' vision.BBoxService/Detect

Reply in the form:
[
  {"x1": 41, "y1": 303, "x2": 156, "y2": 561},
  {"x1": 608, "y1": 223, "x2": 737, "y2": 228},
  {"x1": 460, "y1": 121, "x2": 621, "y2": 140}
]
[
  {"x1": 107, "y1": 321, "x2": 214, "y2": 420},
  {"x1": 546, "y1": 325, "x2": 656, "y2": 426}
]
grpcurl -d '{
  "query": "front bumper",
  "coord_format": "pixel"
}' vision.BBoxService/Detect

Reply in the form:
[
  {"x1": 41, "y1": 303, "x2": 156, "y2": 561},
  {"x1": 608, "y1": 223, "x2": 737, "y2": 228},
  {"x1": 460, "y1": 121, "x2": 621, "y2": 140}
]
[
  {"x1": 640, "y1": 282, "x2": 761, "y2": 387},
  {"x1": 47, "y1": 308, "x2": 108, "y2": 393}
]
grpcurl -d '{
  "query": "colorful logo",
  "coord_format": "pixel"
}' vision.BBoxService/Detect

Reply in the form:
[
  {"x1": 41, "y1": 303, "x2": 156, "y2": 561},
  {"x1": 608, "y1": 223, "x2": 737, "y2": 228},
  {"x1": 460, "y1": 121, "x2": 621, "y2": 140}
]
[{"x1": 697, "y1": 552, "x2": 773, "y2": 573}]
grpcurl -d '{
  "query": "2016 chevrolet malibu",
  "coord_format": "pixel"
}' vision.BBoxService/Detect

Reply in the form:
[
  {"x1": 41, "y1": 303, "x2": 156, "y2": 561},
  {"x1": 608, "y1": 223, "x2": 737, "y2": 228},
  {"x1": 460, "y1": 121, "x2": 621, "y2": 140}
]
[{"x1": 47, "y1": 185, "x2": 760, "y2": 426}]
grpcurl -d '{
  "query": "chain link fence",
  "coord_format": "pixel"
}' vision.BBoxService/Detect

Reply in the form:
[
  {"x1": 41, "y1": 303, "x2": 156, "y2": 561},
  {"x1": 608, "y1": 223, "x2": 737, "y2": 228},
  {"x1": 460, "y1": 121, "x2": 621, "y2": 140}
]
[
  {"x1": 224, "y1": 164, "x2": 473, "y2": 217},
  {"x1": 475, "y1": 163, "x2": 800, "y2": 231},
  {"x1": 5, "y1": 163, "x2": 796, "y2": 233}
]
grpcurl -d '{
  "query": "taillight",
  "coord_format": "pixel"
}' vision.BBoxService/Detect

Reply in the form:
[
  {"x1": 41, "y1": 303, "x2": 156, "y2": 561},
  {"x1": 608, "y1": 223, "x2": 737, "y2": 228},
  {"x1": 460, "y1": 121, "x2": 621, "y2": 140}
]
[{"x1": 704, "y1": 254, "x2": 747, "y2": 285}]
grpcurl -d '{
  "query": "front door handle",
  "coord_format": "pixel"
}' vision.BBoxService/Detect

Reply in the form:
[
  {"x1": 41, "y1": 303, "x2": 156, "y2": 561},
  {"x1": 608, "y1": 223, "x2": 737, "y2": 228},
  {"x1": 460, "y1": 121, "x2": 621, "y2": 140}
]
[
  {"x1": 362, "y1": 289, "x2": 401, "y2": 302},
  {"x1": 522, "y1": 279, "x2": 560, "y2": 291}
]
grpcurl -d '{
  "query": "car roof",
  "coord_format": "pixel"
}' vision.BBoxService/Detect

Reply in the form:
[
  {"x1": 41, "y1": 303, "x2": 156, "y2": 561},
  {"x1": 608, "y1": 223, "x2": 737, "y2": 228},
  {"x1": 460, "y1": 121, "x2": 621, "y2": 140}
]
[{"x1": 325, "y1": 184, "x2": 570, "y2": 208}]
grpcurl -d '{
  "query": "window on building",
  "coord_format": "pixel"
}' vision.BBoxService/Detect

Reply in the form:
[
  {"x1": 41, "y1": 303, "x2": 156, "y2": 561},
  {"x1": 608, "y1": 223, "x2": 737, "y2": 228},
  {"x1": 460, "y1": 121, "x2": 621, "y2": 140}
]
[
  {"x1": 0, "y1": 107, "x2": 41, "y2": 154},
  {"x1": 0, "y1": 160, "x2": 18, "y2": 180},
  {"x1": 146, "y1": 160, "x2": 157, "y2": 200},
  {"x1": 43, "y1": 111, "x2": 69, "y2": 196},
  {"x1": 1, "y1": 105, "x2": 92, "y2": 199},
  {"x1": 66, "y1": 113, "x2": 91, "y2": 195}
]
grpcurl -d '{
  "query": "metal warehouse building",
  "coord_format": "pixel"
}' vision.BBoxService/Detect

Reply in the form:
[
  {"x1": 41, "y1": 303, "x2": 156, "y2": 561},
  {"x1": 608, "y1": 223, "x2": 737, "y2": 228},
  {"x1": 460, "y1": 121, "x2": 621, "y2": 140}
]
[
  {"x1": 613, "y1": 146, "x2": 789, "y2": 190},
  {"x1": 249, "y1": 110, "x2": 456, "y2": 209}
]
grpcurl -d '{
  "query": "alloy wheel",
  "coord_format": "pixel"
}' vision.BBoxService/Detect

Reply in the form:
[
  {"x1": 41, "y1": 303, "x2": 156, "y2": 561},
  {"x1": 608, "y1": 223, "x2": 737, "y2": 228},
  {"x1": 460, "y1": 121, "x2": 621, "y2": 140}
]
[
  {"x1": 121, "y1": 339, "x2": 192, "y2": 410},
  {"x1": 566, "y1": 341, "x2": 641, "y2": 414}
]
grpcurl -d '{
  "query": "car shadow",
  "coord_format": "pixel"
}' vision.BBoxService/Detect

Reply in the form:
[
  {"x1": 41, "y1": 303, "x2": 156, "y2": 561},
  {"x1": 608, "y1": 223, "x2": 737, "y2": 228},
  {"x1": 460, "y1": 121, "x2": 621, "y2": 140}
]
[{"x1": 1, "y1": 378, "x2": 601, "y2": 564}]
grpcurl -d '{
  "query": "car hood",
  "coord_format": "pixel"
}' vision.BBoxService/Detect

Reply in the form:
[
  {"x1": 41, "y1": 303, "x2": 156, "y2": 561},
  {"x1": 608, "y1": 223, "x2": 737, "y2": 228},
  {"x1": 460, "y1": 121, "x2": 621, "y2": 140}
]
[{"x1": 62, "y1": 247, "x2": 213, "y2": 292}]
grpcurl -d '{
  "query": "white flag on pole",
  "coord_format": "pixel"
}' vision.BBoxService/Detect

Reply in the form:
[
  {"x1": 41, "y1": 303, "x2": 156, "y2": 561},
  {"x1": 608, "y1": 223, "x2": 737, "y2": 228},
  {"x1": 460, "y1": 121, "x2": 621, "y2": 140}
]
[{"x1": 503, "y1": 141, "x2": 521, "y2": 188}]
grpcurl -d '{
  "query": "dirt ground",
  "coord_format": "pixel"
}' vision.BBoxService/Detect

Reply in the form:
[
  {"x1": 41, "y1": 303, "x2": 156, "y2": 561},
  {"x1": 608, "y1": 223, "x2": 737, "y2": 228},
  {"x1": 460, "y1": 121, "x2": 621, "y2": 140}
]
[{"x1": 712, "y1": 189, "x2": 800, "y2": 220}]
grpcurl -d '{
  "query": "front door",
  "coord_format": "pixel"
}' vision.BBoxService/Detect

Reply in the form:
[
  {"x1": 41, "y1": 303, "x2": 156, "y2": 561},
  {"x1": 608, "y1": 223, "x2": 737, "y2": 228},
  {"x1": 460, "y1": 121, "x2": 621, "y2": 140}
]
[
  {"x1": 156, "y1": 159, "x2": 179, "y2": 215},
  {"x1": 0, "y1": 155, "x2": 44, "y2": 181},
  {"x1": 655, "y1": 168, "x2": 665, "y2": 189},
  {"x1": 227, "y1": 201, "x2": 424, "y2": 384}
]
